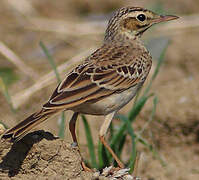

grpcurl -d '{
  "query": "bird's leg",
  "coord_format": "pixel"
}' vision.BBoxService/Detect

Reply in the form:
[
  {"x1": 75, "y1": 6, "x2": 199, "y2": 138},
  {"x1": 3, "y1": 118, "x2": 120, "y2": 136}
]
[
  {"x1": 99, "y1": 111, "x2": 124, "y2": 169},
  {"x1": 69, "y1": 112, "x2": 92, "y2": 172},
  {"x1": 69, "y1": 112, "x2": 79, "y2": 147}
]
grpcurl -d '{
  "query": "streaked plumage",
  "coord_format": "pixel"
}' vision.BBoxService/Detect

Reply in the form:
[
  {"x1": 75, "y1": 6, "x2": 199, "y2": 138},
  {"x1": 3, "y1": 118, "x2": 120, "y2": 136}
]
[{"x1": 1, "y1": 7, "x2": 178, "y2": 169}]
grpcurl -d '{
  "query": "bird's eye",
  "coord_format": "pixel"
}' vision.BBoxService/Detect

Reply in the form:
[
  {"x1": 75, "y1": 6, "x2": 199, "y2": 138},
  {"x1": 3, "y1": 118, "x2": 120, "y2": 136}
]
[{"x1": 137, "y1": 14, "x2": 146, "y2": 22}]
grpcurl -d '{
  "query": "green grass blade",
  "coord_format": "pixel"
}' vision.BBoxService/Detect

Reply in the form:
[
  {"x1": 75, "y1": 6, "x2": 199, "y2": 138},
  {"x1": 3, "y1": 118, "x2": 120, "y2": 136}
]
[
  {"x1": 110, "y1": 120, "x2": 127, "y2": 148},
  {"x1": 40, "y1": 41, "x2": 61, "y2": 83},
  {"x1": 98, "y1": 141, "x2": 104, "y2": 169},
  {"x1": 0, "y1": 67, "x2": 18, "y2": 86},
  {"x1": 40, "y1": 41, "x2": 65, "y2": 138},
  {"x1": 110, "y1": 133, "x2": 126, "y2": 167},
  {"x1": 0, "y1": 77, "x2": 16, "y2": 113},
  {"x1": 113, "y1": 93, "x2": 155, "y2": 163},
  {"x1": 117, "y1": 135, "x2": 126, "y2": 158},
  {"x1": 58, "y1": 112, "x2": 66, "y2": 138},
  {"x1": 109, "y1": 122, "x2": 114, "y2": 141},
  {"x1": 108, "y1": 119, "x2": 128, "y2": 163},
  {"x1": 134, "y1": 96, "x2": 166, "y2": 166},
  {"x1": 98, "y1": 141, "x2": 110, "y2": 169},
  {"x1": 118, "y1": 115, "x2": 137, "y2": 173},
  {"x1": 81, "y1": 115, "x2": 98, "y2": 168},
  {"x1": 135, "y1": 134, "x2": 167, "y2": 167},
  {"x1": 143, "y1": 39, "x2": 169, "y2": 96},
  {"x1": 58, "y1": 115, "x2": 65, "y2": 138},
  {"x1": 139, "y1": 96, "x2": 158, "y2": 135},
  {"x1": 128, "y1": 93, "x2": 154, "y2": 121}
]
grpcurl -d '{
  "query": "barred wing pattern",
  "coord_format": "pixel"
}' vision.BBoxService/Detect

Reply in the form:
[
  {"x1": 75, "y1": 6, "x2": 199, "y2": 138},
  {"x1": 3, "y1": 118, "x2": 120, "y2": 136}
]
[{"x1": 44, "y1": 44, "x2": 151, "y2": 110}]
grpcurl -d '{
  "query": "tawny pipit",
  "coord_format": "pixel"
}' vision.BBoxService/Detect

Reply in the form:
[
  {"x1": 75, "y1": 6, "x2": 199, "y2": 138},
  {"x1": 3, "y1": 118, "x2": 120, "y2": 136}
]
[{"x1": 2, "y1": 7, "x2": 178, "y2": 169}]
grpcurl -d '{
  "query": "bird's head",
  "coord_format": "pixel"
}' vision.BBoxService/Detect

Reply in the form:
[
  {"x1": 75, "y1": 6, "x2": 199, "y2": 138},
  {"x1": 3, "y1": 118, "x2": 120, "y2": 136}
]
[{"x1": 104, "y1": 7, "x2": 179, "y2": 42}]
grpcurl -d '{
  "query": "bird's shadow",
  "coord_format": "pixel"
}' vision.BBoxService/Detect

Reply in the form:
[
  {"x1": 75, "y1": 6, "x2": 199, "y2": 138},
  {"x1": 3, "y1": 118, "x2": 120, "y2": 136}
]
[{"x1": 0, "y1": 130, "x2": 58, "y2": 177}]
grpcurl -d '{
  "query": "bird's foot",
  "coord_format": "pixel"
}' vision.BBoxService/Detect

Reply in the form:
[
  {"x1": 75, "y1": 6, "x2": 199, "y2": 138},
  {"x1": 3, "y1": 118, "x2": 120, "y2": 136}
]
[
  {"x1": 98, "y1": 166, "x2": 137, "y2": 179},
  {"x1": 70, "y1": 142, "x2": 93, "y2": 172},
  {"x1": 81, "y1": 161, "x2": 93, "y2": 172},
  {"x1": 71, "y1": 142, "x2": 78, "y2": 148}
]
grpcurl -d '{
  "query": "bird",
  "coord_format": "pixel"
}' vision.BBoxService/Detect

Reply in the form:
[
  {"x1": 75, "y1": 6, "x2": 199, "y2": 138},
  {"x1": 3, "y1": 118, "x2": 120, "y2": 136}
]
[{"x1": 1, "y1": 7, "x2": 178, "y2": 169}]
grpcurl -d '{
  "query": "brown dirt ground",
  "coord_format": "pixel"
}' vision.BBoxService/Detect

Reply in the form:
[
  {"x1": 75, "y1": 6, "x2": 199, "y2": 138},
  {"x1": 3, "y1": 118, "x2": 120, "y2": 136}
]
[
  {"x1": 0, "y1": 0, "x2": 199, "y2": 179},
  {"x1": 0, "y1": 131, "x2": 84, "y2": 180},
  {"x1": 0, "y1": 131, "x2": 135, "y2": 180}
]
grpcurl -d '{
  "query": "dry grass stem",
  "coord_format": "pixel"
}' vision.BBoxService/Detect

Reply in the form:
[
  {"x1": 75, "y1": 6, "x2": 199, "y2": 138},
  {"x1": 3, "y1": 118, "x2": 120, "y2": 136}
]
[
  {"x1": 4, "y1": 0, "x2": 39, "y2": 16},
  {"x1": 25, "y1": 17, "x2": 105, "y2": 35},
  {"x1": 11, "y1": 49, "x2": 94, "y2": 109},
  {"x1": 0, "y1": 41, "x2": 38, "y2": 80}
]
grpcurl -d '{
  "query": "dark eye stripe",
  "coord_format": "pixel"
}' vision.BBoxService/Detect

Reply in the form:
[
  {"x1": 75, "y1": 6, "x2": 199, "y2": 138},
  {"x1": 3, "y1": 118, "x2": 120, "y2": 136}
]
[
  {"x1": 126, "y1": 17, "x2": 136, "y2": 20},
  {"x1": 136, "y1": 24, "x2": 149, "y2": 29}
]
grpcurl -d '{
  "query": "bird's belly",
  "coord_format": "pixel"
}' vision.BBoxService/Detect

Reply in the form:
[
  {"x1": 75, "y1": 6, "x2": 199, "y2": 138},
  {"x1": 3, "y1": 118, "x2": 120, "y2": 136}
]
[{"x1": 71, "y1": 85, "x2": 140, "y2": 115}]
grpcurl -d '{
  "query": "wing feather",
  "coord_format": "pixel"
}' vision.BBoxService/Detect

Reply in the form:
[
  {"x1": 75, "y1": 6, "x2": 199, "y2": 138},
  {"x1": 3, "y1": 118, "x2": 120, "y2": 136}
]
[{"x1": 43, "y1": 44, "x2": 152, "y2": 109}]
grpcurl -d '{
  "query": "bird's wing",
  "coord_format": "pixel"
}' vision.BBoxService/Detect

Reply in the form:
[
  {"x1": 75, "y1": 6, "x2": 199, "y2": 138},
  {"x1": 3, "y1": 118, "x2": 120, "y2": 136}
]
[{"x1": 43, "y1": 44, "x2": 151, "y2": 109}]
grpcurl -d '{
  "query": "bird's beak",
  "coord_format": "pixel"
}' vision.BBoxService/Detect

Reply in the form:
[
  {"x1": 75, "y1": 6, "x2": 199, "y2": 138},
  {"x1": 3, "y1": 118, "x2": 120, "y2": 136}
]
[{"x1": 152, "y1": 15, "x2": 179, "y2": 23}]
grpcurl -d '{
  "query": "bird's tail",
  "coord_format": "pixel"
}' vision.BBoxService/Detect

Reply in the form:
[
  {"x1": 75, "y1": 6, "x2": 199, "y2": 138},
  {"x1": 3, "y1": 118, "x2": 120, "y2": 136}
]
[{"x1": 1, "y1": 108, "x2": 60, "y2": 141}]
